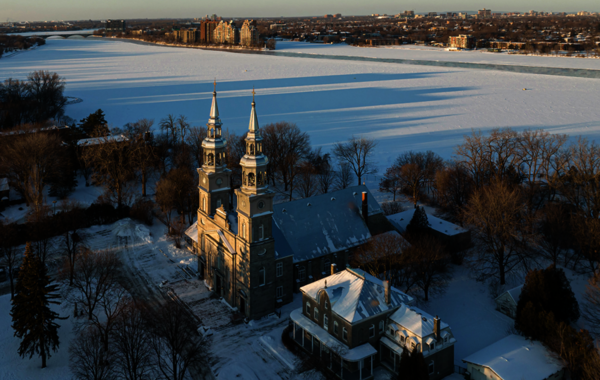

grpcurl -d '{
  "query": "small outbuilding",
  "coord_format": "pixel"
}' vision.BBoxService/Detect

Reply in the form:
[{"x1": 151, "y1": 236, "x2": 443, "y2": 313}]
[
  {"x1": 494, "y1": 285, "x2": 523, "y2": 319},
  {"x1": 462, "y1": 334, "x2": 564, "y2": 380}
]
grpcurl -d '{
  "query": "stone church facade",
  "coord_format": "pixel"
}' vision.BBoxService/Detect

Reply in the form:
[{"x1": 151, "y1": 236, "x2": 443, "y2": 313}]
[{"x1": 189, "y1": 84, "x2": 394, "y2": 320}]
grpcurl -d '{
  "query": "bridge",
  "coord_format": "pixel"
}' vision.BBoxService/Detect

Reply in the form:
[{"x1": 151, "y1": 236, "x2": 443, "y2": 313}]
[{"x1": 28, "y1": 33, "x2": 97, "y2": 40}]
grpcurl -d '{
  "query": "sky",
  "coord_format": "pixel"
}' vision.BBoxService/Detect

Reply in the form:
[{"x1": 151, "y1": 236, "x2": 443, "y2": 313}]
[{"x1": 4, "y1": 0, "x2": 600, "y2": 22}]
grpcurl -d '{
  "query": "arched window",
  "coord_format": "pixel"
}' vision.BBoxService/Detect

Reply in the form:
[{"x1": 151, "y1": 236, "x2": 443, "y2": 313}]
[
  {"x1": 208, "y1": 153, "x2": 214, "y2": 165},
  {"x1": 242, "y1": 223, "x2": 246, "y2": 239},
  {"x1": 203, "y1": 197, "x2": 206, "y2": 211},
  {"x1": 250, "y1": 144, "x2": 254, "y2": 155},
  {"x1": 323, "y1": 315, "x2": 329, "y2": 331},
  {"x1": 248, "y1": 173, "x2": 255, "y2": 186}
]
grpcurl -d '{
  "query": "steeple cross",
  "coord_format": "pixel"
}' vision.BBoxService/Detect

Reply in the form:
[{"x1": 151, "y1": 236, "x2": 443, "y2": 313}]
[
  {"x1": 252, "y1": 87, "x2": 256, "y2": 102},
  {"x1": 213, "y1": 78, "x2": 217, "y2": 92}
]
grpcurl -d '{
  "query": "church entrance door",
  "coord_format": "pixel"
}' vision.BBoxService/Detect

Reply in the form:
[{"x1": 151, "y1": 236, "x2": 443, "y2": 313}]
[{"x1": 239, "y1": 296, "x2": 246, "y2": 315}]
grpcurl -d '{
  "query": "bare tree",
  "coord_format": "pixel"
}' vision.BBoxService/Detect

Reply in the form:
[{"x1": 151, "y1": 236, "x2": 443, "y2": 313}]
[
  {"x1": 434, "y1": 161, "x2": 473, "y2": 219},
  {"x1": 111, "y1": 302, "x2": 155, "y2": 380},
  {"x1": 404, "y1": 237, "x2": 452, "y2": 301},
  {"x1": 381, "y1": 201, "x2": 404, "y2": 216},
  {"x1": 129, "y1": 119, "x2": 158, "y2": 198},
  {"x1": 297, "y1": 161, "x2": 318, "y2": 198},
  {"x1": 155, "y1": 176, "x2": 177, "y2": 229},
  {"x1": 379, "y1": 165, "x2": 402, "y2": 201},
  {"x1": 335, "y1": 162, "x2": 353, "y2": 190},
  {"x1": 0, "y1": 221, "x2": 19, "y2": 299},
  {"x1": 82, "y1": 127, "x2": 135, "y2": 208},
  {"x1": 462, "y1": 179, "x2": 534, "y2": 285},
  {"x1": 160, "y1": 114, "x2": 177, "y2": 147},
  {"x1": 393, "y1": 151, "x2": 444, "y2": 207},
  {"x1": 176, "y1": 115, "x2": 189, "y2": 146},
  {"x1": 351, "y1": 232, "x2": 409, "y2": 284},
  {"x1": 69, "y1": 325, "x2": 115, "y2": 380},
  {"x1": 332, "y1": 136, "x2": 377, "y2": 186},
  {"x1": 187, "y1": 126, "x2": 207, "y2": 168},
  {"x1": 0, "y1": 131, "x2": 63, "y2": 214},
  {"x1": 146, "y1": 299, "x2": 204, "y2": 380},
  {"x1": 583, "y1": 272, "x2": 600, "y2": 337},
  {"x1": 68, "y1": 248, "x2": 123, "y2": 321},
  {"x1": 58, "y1": 199, "x2": 88, "y2": 286}
]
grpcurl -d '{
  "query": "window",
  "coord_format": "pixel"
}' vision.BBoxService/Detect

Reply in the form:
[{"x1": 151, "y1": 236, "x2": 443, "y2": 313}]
[
  {"x1": 430, "y1": 342, "x2": 435, "y2": 350},
  {"x1": 259, "y1": 224, "x2": 264, "y2": 240},
  {"x1": 259, "y1": 267, "x2": 265, "y2": 286},
  {"x1": 276, "y1": 262, "x2": 283, "y2": 277},
  {"x1": 389, "y1": 327, "x2": 396, "y2": 337},
  {"x1": 306, "y1": 302, "x2": 310, "y2": 314},
  {"x1": 298, "y1": 267, "x2": 306, "y2": 282},
  {"x1": 342, "y1": 328, "x2": 348, "y2": 342},
  {"x1": 314, "y1": 308, "x2": 319, "y2": 321},
  {"x1": 276, "y1": 286, "x2": 283, "y2": 298},
  {"x1": 334, "y1": 321, "x2": 339, "y2": 335},
  {"x1": 202, "y1": 197, "x2": 206, "y2": 211},
  {"x1": 322, "y1": 258, "x2": 330, "y2": 273},
  {"x1": 379, "y1": 320, "x2": 384, "y2": 333},
  {"x1": 401, "y1": 336, "x2": 405, "y2": 344},
  {"x1": 369, "y1": 324, "x2": 375, "y2": 338},
  {"x1": 216, "y1": 198, "x2": 222, "y2": 207},
  {"x1": 323, "y1": 315, "x2": 329, "y2": 331},
  {"x1": 444, "y1": 336, "x2": 448, "y2": 343},
  {"x1": 324, "y1": 300, "x2": 329, "y2": 310},
  {"x1": 428, "y1": 361, "x2": 434, "y2": 375}
]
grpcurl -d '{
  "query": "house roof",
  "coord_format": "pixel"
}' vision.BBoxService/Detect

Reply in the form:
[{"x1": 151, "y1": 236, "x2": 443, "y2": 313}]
[
  {"x1": 185, "y1": 222, "x2": 198, "y2": 243},
  {"x1": 300, "y1": 268, "x2": 413, "y2": 324},
  {"x1": 386, "y1": 209, "x2": 467, "y2": 236},
  {"x1": 389, "y1": 304, "x2": 449, "y2": 338},
  {"x1": 77, "y1": 135, "x2": 129, "y2": 146},
  {"x1": 272, "y1": 186, "x2": 381, "y2": 263},
  {"x1": 495, "y1": 285, "x2": 523, "y2": 304},
  {"x1": 462, "y1": 334, "x2": 564, "y2": 380}
]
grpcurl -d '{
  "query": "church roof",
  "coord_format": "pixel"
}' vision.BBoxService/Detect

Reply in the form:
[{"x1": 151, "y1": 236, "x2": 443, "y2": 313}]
[
  {"x1": 300, "y1": 268, "x2": 413, "y2": 324},
  {"x1": 272, "y1": 185, "x2": 381, "y2": 263}
]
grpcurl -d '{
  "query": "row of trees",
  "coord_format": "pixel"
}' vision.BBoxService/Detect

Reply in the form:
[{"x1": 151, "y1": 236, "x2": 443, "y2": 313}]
[{"x1": 0, "y1": 71, "x2": 67, "y2": 129}]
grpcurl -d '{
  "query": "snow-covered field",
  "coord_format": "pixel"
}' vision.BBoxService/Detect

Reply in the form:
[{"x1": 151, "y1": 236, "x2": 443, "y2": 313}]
[{"x1": 2, "y1": 39, "x2": 600, "y2": 171}]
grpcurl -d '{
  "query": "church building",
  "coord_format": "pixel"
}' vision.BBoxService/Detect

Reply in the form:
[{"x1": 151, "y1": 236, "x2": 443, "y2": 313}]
[{"x1": 188, "y1": 84, "x2": 393, "y2": 320}]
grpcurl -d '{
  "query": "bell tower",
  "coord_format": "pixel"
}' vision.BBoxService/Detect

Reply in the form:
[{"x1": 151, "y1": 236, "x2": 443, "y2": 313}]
[
  {"x1": 198, "y1": 81, "x2": 231, "y2": 217},
  {"x1": 235, "y1": 90, "x2": 276, "y2": 319}
]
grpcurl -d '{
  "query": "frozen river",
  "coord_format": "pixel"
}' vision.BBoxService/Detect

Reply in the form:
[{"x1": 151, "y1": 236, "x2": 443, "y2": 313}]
[{"x1": 2, "y1": 38, "x2": 600, "y2": 168}]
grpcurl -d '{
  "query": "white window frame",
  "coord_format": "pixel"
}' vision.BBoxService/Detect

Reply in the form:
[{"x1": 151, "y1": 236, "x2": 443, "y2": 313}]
[
  {"x1": 306, "y1": 302, "x2": 310, "y2": 314},
  {"x1": 324, "y1": 300, "x2": 329, "y2": 310},
  {"x1": 276, "y1": 262, "x2": 283, "y2": 277},
  {"x1": 334, "y1": 321, "x2": 339, "y2": 335},
  {"x1": 276, "y1": 286, "x2": 283, "y2": 298},
  {"x1": 259, "y1": 224, "x2": 264, "y2": 240},
  {"x1": 323, "y1": 315, "x2": 328, "y2": 331},
  {"x1": 314, "y1": 307, "x2": 319, "y2": 321},
  {"x1": 259, "y1": 267, "x2": 265, "y2": 286},
  {"x1": 342, "y1": 327, "x2": 348, "y2": 342}
]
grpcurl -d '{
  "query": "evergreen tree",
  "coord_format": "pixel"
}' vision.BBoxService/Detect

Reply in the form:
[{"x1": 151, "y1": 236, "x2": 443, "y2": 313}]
[
  {"x1": 11, "y1": 242, "x2": 61, "y2": 368},
  {"x1": 406, "y1": 206, "x2": 430, "y2": 238},
  {"x1": 79, "y1": 109, "x2": 108, "y2": 137},
  {"x1": 516, "y1": 264, "x2": 579, "y2": 338}
]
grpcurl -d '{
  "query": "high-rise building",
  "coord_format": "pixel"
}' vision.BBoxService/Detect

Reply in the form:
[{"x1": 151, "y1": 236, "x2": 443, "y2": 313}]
[
  {"x1": 213, "y1": 20, "x2": 239, "y2": 44},
  {"x1": 200, "y1": 20, "x2": 218, "y2": 43},
  {"x1": 478, "y1": 8, "x2": 492, "y2": 18},
  {"x1": 106, "y1": 19, "x2": 126, "y2": 33},
  {"x1": 240, "y1": 20, "x2": 259, "y2": 47}
]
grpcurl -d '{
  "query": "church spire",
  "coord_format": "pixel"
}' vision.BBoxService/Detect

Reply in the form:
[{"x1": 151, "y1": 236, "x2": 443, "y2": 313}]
[
  {"x1": 249, "y1": 87, "x2": 259, "y2": 134},
  {"x1": 208, "y1": 79, "x2": 221, "y2": 127}
]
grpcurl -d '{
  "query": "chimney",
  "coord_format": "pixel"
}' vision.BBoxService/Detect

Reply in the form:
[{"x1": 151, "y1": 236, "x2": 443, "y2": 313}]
[
  {"x1": 331, "y1": 263, "x2": 337, "y2": 275},
  {"x1": 361, "y1": 191, "x2": 368, "y2": 226},
  {"x1": 434, "y1": 315, "x2": 441, "y2": 340},
  {"x1": 383, "y1": 280, "x2": 390, "y2": 305}
]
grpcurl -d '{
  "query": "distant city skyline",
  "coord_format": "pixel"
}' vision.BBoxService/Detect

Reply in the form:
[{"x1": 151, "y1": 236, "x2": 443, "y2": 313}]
[{"x1": 4, "y1": 0, "x2": 600, "y2": 22}]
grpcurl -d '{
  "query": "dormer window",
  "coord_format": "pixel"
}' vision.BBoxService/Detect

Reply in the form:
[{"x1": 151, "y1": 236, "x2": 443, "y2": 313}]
[
  {"x1": 430, "y1": 342, "x2": 435, "y2": 350},
  {"x1": 324, "y1": 300, "x2": 329, "y2": 310}
]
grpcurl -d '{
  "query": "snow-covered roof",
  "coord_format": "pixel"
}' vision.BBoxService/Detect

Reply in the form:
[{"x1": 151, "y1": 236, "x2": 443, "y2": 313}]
[
  {"x1": 496, "y1": 285, "x2": 523, "y2": 304},
  {"x1": 386, "y1": 209, "x2": 467, "y2": 236},
  {"x1": 273, "y1": 186, "x2": 381, "y2": 263},
  {"x1": 0, "y1": 178, "x2": 8, "y2": 192},
  {"x1": 291, "y1": 309, "x2": 377, "y2": 361},
  {"x1": 462, "y1": 335, "x2": 564, "y2": 380},
  {"x1": 389, "y1": 304, "x2": 448, "y2": 338},
  {"x1": 300, "y1": 268, "x2": 413, "y2": 324},
  {"x1": 77, "y1": 135, "x2": 129, "y2": 146},
  {"x1": 185, "y1": 222, "x2": 198, "y2": 242}
]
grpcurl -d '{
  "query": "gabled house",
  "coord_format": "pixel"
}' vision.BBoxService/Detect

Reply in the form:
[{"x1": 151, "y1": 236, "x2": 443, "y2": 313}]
[
  {"x1": 291, "y1": 267, "x2": 414, "y2": 379},
  {"x1": 494, "y1": 285, "x2": 523, "y2": 319},
  {"x1": 380, "y1": 305, "x2": 455, "y2": 379},
  {"x1": 463, "y1": 334, "x2": 564, "y2": 380}
]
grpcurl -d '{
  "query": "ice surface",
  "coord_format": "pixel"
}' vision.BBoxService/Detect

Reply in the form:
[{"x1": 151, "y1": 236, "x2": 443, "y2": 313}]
[{"x1": 2, "y1": 39, "x2": 600, "y2": 173}]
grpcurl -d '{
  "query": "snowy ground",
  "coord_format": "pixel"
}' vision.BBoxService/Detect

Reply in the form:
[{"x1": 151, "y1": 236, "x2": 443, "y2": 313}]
[{"x1": 1, "y1": 39, "x2": 600, "y2": 172}]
